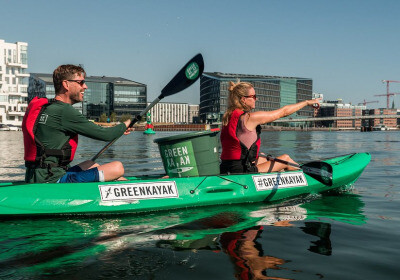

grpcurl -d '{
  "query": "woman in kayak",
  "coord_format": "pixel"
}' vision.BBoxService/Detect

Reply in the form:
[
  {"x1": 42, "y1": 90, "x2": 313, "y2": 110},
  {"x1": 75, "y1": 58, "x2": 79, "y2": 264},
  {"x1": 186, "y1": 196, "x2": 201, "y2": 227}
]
[{"x1": 220, "y1": 81, "x2": 321, "y2": 174}]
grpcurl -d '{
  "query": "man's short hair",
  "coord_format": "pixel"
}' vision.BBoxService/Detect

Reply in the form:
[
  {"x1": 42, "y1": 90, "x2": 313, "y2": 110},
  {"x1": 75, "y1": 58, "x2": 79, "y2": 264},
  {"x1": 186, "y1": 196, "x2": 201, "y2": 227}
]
[{"x1": 53, "y1": 64, "x2": 86, "y2": 94}]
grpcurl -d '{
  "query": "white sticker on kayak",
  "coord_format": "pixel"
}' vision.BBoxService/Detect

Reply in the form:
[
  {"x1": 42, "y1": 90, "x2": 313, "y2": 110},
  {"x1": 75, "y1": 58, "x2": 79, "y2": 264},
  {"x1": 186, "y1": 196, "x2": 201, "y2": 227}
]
[
  {"x1": 99, "y1": 181, "x2": 179, "y2": 201},
  {"x1": 252, "y1": 172, "x2": 308, "y2": 191}
]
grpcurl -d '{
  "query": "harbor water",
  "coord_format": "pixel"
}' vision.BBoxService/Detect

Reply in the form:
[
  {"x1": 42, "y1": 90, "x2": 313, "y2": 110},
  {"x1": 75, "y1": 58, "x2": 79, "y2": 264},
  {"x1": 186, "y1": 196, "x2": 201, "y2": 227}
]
[{"x1": 0, "y1": 130, "x2": 399, "y2": 279}]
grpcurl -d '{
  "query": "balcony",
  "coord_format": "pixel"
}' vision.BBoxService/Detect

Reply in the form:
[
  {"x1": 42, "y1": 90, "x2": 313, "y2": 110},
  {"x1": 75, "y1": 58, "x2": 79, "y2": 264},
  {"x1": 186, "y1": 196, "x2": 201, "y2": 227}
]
[
  {"x1": 17, "y1": 85, "x2": 28, "y2": 95},
  {"x1": 7, "y1": 92, "x2": 28, "y2": 98},
  {"x1": 7, "y1": 110, "x2": 25, "y2": 116},
  {"x1": 6, "y1": 61, "x2": 28, "y2": 68},
  {"x1": 15, "y1": 72, "x2": 30, "y2": 77}
]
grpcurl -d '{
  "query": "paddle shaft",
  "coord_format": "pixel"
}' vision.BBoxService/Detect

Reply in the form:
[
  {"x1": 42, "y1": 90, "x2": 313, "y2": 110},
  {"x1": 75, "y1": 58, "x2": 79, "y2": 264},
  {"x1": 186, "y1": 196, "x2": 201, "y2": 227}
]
[
  {"x1": 259, "y1": 153, "x2": 333, "y2": 185},
  {"x1": 91, "y1": 97, "x2": 161, "y2": 161}
]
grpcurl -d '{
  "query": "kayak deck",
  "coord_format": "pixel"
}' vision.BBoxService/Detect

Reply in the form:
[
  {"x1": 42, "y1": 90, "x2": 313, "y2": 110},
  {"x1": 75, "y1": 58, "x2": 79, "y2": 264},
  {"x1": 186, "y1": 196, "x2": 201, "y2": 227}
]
[{"x1": 0, "y1": 153, "x2": 371, "y2": 217}]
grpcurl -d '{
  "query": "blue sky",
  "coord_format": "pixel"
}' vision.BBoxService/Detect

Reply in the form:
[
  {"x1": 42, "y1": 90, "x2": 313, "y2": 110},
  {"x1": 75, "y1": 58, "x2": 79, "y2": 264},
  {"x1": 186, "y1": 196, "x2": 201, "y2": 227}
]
[{"x1": 2, "y1": 0, "x2": 400, "y2": 108}]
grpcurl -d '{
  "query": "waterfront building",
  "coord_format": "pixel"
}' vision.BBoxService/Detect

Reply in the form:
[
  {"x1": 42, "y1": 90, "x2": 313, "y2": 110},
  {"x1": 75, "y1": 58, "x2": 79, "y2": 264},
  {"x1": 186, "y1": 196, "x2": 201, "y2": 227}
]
[
  {"x1": 188, "y1": 104, "x2": 199, "y2": 123},
  {"x1": 362, "y1": 108, "x2": 397, "y2": 128},
  {"x1": 148, "y1": 102, "x2": 189, "y2": 123},
  {"x1": 316, "y1": 99, "x2": 365, "y2": 129},
  {"x1": 398, "y1": 109, "x2": 400, "y2": 127},
  {"x1": 28, "y1": 73, "x2": 147, "y2": 121},
  {"x1": 200, "y1": 72, "x2": 313, "y2": 125},
  {"x1": 312, "y1": 92, "x2": 324, "y2": 117},
  {"x1": 0, "y1": 39, "x2": 29, "y2": 126},
  {"x1": 312, "y1": 93, "x2": 324, "y2": 100}
]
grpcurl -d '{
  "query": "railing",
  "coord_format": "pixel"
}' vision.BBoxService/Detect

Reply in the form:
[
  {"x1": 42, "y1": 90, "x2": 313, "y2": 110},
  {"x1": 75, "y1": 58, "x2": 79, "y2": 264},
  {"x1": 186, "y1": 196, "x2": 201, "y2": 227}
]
[
  {"x1": 273, "y1": 115, "x2": 399, "y2": 123},
  {"x1": 134, "y1": 124, "x2": 208, "y2": 131},
  {"x1": 96, "y1": 123, "x2": 209, "y2": 131}
]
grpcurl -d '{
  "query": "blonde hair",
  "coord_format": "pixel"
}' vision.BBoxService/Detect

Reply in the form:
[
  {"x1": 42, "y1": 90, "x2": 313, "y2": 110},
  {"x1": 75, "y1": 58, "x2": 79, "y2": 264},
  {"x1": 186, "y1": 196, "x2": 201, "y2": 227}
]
[{"x1": 222, "y1": 81, "x2": 254, "y2": 126}]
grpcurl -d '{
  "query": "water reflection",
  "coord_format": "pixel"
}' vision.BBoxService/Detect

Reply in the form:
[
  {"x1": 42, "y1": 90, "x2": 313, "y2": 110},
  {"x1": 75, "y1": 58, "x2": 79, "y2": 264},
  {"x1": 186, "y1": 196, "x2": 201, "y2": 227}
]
[
  {"x1": 301, "y1": 222, "x2": 332, "y2": 255},
  {"x1": 219, "y1": 227, "x2": 289, "y2": 280},
  {"x1": 0, "y1": 193, "x2": 365, "y2": 279},
  {"x1": 154, "y1": 193, "x2": 365, "y2": 279}
]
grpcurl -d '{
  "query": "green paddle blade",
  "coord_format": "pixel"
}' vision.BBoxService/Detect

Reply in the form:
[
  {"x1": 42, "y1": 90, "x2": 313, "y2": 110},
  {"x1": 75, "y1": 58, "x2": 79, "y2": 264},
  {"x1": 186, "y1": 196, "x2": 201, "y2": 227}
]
[
  {"x1": 301, "y1": 161, "x2": 333, "y2": 186},
  {"x1": 160, "y1": 53, "x2": 204, "y2": 98},
  {"x1": 92, "y1": 53, "x2": 204, "y2": 161}
]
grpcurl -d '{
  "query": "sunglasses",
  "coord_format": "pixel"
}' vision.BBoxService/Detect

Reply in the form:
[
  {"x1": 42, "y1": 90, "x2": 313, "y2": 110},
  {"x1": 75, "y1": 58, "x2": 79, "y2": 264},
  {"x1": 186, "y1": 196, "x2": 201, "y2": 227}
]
[
  {"x1": 244, "y1": 94, "x2": 257, "y2": 100},
  {"x1": 67, "y1": 80, "x2": 86, "y2": 86}
]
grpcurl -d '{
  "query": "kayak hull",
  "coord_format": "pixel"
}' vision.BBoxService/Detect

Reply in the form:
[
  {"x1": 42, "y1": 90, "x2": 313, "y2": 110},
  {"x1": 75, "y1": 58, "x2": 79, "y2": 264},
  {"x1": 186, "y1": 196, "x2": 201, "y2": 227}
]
[{"x1": 0, "y1": 153, "x2": 371, "y2": 217}]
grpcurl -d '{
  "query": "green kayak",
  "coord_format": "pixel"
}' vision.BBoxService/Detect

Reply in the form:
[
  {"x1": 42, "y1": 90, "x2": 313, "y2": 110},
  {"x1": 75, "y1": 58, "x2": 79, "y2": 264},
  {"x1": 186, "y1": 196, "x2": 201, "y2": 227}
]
[{"x1": 0, "y1": 153, "x2": 370, "y2": 217}]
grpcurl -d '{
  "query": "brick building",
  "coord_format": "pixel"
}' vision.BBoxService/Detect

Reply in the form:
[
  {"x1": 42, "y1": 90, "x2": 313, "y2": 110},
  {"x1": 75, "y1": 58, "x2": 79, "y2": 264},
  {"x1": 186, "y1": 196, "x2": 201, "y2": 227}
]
[
  {"x1": 362, "y1": 108, "x2": 397, "y2": 128},
  {"x1": 316, "y1": 99, "x2": 364, "y2": 129}
]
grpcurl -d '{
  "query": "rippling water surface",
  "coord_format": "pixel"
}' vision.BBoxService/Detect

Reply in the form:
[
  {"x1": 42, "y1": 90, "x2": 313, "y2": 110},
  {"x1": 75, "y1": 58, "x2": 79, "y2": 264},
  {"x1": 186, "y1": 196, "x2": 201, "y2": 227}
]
[{"x1": 0, "y1": 130, "x2": 399, "y2": 279}]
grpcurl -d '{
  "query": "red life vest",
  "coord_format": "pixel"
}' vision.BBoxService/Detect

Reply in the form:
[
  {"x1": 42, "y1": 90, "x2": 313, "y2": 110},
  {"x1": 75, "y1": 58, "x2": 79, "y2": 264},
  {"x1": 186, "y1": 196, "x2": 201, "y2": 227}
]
[
  {"x1": 220, "y1": 109, "x2": 261, "y2": 161},
  {"x1": 22, "y1": 97, "x2": 78, "y2": 168}
]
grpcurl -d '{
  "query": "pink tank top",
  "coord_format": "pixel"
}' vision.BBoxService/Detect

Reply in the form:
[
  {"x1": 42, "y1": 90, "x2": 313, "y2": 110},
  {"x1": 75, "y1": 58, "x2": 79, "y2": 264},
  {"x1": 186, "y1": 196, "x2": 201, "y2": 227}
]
[{"x1": 236, "y1": 114, "x2": 257, "y2": 149}]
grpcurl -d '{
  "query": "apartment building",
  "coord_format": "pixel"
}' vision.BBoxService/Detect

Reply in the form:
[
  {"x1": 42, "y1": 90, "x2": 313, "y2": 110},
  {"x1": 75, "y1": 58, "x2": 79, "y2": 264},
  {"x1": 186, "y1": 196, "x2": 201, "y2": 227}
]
[
  {"x1": 0, "y1": 39, "x2": 29, "y2": 126},
  {"x1": 188, "y1": 104, "x2": 199, "y2": 123},
  {"x1": 148, "y1": 102, "x2": 189, "y2": 123}
]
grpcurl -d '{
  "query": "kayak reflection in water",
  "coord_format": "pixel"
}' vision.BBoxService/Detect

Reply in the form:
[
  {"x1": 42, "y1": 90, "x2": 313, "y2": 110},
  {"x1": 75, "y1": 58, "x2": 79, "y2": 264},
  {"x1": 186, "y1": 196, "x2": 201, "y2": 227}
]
[{"x1": 220, "y1": 81, "x2": 321, "y2": 174}]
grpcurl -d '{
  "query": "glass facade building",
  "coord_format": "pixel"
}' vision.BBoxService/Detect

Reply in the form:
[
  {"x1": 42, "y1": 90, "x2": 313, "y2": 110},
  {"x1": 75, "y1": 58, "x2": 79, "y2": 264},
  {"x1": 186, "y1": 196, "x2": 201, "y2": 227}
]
[
  {"x1": 200, "y1": 72, "x2": 313, "y2": 125},
  {"x1": 28, "y1": 74, "x2": 147, "y2": 121}
]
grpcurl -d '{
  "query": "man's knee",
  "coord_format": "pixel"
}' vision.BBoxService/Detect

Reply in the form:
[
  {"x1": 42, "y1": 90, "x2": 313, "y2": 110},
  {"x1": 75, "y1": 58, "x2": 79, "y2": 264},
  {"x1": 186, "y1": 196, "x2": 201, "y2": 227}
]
[{"x1": 112, "y1": 161, "x2": 124, "y2": 175}]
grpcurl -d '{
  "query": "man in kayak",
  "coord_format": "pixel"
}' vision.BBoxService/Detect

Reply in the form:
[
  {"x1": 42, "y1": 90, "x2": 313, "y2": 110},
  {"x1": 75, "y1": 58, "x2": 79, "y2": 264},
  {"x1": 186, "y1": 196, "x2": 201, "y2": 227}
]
[
  {"x1": 22, "y1": 64, "x2": 133, "y2": 183},
  {"x1": 220, "y1": 81, "x2": 321, "y2": 174}
]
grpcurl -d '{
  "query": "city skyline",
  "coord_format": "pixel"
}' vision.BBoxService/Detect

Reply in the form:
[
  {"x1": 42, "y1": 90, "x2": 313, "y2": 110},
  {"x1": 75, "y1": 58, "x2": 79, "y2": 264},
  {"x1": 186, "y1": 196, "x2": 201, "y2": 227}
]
[{"x1": 2, "y1": 0, "x2": 400, "y2": 109}]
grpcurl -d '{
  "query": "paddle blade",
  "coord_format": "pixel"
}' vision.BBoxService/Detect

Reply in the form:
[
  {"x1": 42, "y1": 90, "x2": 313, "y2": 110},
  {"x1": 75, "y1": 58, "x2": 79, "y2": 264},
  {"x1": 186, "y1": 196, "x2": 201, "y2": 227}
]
[
  {"x1": 301, "y1": 161, "x2": 333, "y2": 186},
  {"x1": 160, "y1": 53, "x2": 204, "y2": 98}
]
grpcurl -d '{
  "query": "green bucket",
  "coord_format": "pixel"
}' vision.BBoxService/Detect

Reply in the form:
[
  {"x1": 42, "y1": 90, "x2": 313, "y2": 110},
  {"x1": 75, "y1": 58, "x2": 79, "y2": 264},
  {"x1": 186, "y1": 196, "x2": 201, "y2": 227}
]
[{"x1": 154, "y1": 130, "x2": 220, "y2": 177}]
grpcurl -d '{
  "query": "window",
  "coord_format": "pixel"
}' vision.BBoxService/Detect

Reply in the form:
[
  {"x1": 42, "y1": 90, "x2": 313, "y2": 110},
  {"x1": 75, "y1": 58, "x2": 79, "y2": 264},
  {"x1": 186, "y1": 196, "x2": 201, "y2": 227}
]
[{"x1": 20, "y1": 45, "x2": 28, "y2": 65}]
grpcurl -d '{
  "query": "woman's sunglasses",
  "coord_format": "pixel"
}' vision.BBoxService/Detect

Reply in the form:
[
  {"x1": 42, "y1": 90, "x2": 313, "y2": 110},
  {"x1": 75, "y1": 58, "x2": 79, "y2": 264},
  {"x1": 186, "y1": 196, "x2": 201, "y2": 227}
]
[{"x1": 244, "y1": 94, "x2": 257, "y2": 100}]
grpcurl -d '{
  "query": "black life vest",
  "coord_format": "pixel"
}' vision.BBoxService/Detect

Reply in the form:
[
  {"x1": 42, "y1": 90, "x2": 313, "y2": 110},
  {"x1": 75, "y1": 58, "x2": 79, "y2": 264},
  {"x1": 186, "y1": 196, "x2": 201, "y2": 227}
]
[{"x1": 22, "y1": 97, "x2": 78, "y2": 169}]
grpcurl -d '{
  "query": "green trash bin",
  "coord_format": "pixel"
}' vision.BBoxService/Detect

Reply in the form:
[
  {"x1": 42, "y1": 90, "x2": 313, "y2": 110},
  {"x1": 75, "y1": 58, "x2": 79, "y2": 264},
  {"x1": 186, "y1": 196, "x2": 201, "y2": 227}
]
[{"x1": 154, "y1": 130, "x2": 220, "y2": 177}]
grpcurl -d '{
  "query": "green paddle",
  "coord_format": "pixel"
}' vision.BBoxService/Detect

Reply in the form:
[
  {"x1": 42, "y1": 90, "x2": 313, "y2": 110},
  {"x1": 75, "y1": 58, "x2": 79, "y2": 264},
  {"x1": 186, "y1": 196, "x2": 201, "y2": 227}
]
[
  {"x1": 92, "y1": 53, "x2": 204, "y2": 161},
  {"x1": 259, "y1": 154, "x2": 333, "y2": 186}
]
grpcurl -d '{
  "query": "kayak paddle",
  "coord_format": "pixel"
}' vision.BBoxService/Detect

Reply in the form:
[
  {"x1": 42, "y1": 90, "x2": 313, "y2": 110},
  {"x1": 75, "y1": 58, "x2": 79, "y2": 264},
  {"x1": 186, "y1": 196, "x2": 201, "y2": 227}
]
[
  {"x1": 92, "y1": 53, "x2": 205, "y2": 161},
  {"x1": 259, "y1": 154, "x2": 333, "y2": 186}
]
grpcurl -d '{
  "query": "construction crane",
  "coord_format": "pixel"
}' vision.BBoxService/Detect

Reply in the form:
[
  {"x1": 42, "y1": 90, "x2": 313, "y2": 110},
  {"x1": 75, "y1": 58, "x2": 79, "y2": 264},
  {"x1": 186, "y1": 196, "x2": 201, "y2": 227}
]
[
  {"x1": 358, "y1": 99, "x2": 379, "y2": 106},
  {"x1": 374, "y1": 80, "x2": 400, "y2": 109}
]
